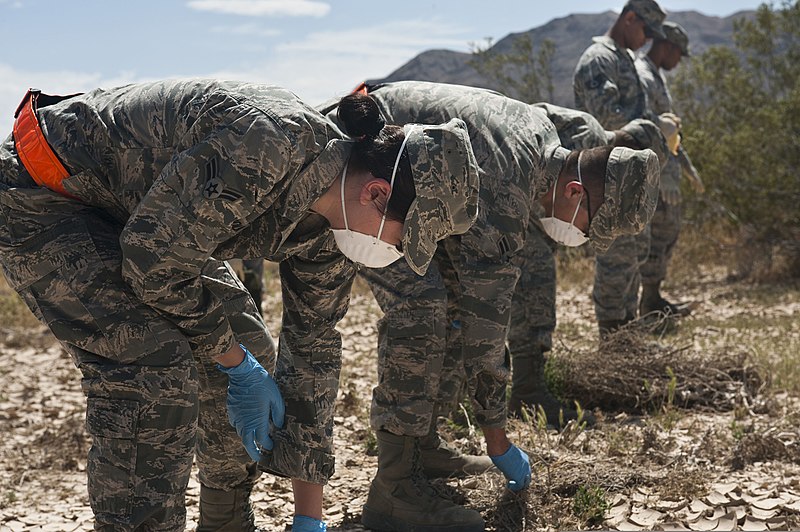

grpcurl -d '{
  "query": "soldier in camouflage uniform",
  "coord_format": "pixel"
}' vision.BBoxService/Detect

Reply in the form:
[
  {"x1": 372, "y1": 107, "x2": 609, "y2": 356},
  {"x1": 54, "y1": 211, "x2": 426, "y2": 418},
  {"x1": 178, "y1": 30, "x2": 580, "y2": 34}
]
[
  {"x1": 507, "y1": 103, "x2": 668, "y2": 422},
  {"x1": 635, "y1": 21, "x2": 705, "y2": 318},
  {"x1": 324, "y1": 80, "x2": 661, "y2": 532},
  {"x1": 573, "y1": 0, "x2": 667, "y2": 335},
  {"x1": 0, "y1": 79, "x2": 479, "y2": 532}
]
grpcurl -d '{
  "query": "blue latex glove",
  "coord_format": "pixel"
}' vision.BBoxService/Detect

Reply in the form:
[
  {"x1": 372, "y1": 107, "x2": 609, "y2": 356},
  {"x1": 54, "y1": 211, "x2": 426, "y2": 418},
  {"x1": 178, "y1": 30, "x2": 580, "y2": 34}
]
[
  {"x1": 490, "y1": 444, "x2": 531, "y2": 492},
  {"x1": 292, "y1": 515, "x2": 327, "y2": 531},
  {"x1": 218, "y1": 345, "x2": 285, "y2": 462}
]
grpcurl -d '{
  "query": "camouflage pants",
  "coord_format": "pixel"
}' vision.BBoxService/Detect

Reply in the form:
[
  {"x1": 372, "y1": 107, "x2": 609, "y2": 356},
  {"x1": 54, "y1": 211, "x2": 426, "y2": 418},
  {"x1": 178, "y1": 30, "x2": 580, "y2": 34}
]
[
  {"x1": 0, "y1": 177, "x2": 272, "y2": 529},
  {"x1": 508, "y1": 220, "x2": 556, "y2": 387},
  {"x1": 593, "y1": 225, "x2": 651, "y2": 323},
  {"x1": 361, "y1": 237, "x2": 510, "y2": 436},
  {"x1": 638, "y1": 196, "x2": 681, "y2": 286}
]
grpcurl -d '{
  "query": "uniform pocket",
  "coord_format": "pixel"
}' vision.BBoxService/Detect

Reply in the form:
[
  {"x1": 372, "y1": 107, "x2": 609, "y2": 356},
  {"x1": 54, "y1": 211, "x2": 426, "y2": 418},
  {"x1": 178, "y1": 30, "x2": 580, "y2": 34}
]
[
  {"x1": 85, "y1": 397, "x2": 139, "y2": 518},
  {"x1": 11, "y1": 217, "x2": 161, "y2": 363},
  {"x1": 379, "y1": 307, "x2": 447, "y2": 397}
]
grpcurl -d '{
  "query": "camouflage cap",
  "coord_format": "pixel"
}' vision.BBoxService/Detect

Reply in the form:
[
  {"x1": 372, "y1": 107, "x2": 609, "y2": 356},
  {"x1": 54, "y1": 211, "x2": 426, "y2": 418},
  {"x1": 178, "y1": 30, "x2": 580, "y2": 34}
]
[
  {"x1": 624, "y1": 0, "x2": 667, "y2": 39},
  {"x1": 401, "y1": 118, "x2": 480, "y2": 275},
  {"x1": 662, "y1": 20, "x2": 691, "y2": 56},
  {"x1": 619, "y1": 118, "x2": 669, "y2": 169},
  {"x1": 589, "y1": 146, "x2": 660, "y2": 254}
]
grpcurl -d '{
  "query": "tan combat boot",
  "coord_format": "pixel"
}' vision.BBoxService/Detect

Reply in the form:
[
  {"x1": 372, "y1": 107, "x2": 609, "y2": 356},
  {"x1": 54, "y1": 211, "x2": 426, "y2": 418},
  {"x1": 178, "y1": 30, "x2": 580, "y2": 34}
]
[
  {"x1": 361, "y1": 430, "x2": 485, "y2": 532},
  {"x1": 197, "y1": 485, "x2": 261, "y2": 532},
  {"x1": 419, "y1": 430, "x2": 495, "y2": 479}
]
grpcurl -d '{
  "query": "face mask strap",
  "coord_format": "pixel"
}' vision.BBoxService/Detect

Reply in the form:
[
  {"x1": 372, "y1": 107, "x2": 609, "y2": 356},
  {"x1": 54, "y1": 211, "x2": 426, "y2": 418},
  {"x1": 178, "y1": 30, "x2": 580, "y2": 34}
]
[
  {"x1": 376, "y1": 125, "x2": 414, "y2": 241},
  {"x1": 569, "y1": 151, "x2": 585, "y2": 226},
  {"x1": 339, "y1": 158, "x2": 351, "y2": 231}
]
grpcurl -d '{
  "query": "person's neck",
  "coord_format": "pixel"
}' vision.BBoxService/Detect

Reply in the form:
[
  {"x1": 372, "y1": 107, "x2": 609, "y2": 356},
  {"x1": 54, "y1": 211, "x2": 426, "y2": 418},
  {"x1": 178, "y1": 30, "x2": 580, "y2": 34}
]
[
  {"x1": 607, "y1": 22, "x2": 628, "y2": 50},
  {"x1": 647, "y1": 47, "x2": 666, "y2": 69},
  {"x1": 310, "y1": 176, "x2": 344, "y2": 228}
]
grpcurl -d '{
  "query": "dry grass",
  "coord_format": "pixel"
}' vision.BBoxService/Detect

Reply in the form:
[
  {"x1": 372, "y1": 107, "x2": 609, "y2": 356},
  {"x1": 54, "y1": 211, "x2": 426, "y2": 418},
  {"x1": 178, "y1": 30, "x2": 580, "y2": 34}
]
[{"x1": 546, "y1": 326, "x2": 765, "y2": 414}]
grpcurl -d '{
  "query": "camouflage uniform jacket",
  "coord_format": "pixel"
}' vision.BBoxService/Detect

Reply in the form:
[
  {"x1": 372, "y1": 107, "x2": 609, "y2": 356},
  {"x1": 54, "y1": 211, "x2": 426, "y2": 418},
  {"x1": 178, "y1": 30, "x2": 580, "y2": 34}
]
[
  {"x1": 636, "y1": 55, "x2": 672, "y2": 115},
  {"x1": 344, "y1": 81, "x2": 565, "y2": 427},
  {"x1": 9, "y1": 80, "x2": 358, "y2": 484},
  {"x1": 30, "y1": 79, "x2": 354, "y2": 364},
  {"x1": 573, "y1": 36, "x2": 652, "y2": 129},
  {"x1": 533, "y1": 102, "x2": 612, "y2": 150},
  {"x1": 636, "y1": 56, "x2": 682, "y2": 186}
]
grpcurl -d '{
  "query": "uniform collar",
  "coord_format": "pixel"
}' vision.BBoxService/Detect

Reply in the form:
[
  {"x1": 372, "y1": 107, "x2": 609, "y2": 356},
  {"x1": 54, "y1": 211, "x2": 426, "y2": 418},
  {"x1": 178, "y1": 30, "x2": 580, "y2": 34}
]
[
  {"x1": 278, "y1": 138, "x2": 352, "y2": 246},
  {"x1": 593, "y1": 35, "x2": 636, "y2": 61}
]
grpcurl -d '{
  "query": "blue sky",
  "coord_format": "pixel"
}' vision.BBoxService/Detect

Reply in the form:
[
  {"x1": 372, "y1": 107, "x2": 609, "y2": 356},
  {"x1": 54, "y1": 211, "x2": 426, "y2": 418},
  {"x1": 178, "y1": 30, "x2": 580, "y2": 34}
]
[{"x1": 0, "y1": 0, "x2": 761, "y2": 133}]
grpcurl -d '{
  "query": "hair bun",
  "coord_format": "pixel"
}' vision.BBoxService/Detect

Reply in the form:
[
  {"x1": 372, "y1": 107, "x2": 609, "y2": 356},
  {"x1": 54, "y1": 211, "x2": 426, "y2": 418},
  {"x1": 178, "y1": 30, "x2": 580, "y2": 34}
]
[{"x1": 337, "y1": 92, "x2": 385, "y2": 140}]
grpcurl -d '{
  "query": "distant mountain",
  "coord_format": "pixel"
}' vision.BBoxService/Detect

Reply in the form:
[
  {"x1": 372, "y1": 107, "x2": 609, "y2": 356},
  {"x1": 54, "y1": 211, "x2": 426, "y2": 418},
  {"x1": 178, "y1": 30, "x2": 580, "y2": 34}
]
[{"x1": 369, "y1": 10, "x2": 753, "y2": 108}]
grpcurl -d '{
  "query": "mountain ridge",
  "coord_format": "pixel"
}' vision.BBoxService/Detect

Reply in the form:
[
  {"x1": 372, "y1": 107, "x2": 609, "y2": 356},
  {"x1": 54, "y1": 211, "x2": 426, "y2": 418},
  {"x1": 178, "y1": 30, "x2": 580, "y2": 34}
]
[{"x1": 369, "y1": 10, "x2": 753, "y2": 107}]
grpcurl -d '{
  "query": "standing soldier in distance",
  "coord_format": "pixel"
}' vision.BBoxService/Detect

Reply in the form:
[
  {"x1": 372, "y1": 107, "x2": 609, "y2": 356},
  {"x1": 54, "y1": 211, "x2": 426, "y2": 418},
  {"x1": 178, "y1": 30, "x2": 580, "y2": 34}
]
[
  {"x1": 509, "y1": 103, "x2": 667, "y2": 420},
  {"x1": 635, "y1": 20, "x2": 705, "y2": 318},
  {"x1": 573, "y1": 0, "x2": 667, "y2": 336}
]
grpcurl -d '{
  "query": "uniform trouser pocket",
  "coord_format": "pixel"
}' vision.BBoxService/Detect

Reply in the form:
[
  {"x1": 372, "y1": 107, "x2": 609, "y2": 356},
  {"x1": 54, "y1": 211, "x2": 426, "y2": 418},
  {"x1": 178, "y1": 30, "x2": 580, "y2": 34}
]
[
  {"x1": 371, "y1": 306, "x2": 448, "y2": 436},
  {"x1": 1, "y1": 205, "x2": 202, "y2": 529},
  {"x1": 82, "y1": 360, "x2": 199, "y2": 530},
  {"x1": 3, "y1": 213, "x2": 166, "y2": 364}
]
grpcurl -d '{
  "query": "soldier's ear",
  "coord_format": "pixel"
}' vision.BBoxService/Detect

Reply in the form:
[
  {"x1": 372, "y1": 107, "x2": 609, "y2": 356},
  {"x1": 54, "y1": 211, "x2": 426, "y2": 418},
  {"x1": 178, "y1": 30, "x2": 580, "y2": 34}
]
[{"x1": 564, "y1": 181, "x2": 584, "y2": 199}]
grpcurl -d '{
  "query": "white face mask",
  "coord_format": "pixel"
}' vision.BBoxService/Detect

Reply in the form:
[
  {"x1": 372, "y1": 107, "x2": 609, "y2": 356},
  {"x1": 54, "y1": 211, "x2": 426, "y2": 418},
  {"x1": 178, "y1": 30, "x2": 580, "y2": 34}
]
[
  {"x1": 331, "y1": 135, "x2": 410, "y2": 268},
  {"x1": 540, "y1": 152, "x2": 589, "y2": 247}
]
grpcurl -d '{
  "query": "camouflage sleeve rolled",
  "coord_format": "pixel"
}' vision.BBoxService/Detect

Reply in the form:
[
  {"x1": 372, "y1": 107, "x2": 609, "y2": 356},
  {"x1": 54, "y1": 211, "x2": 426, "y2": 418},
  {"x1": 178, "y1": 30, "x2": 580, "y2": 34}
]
[
  {"x1": 120, "y1": 102, "x2": 298, "y2": 362},
  {"x1": 261, "y1": 247, "x2": 357, "y2": 484},
  {"x1": 456, "y1": 251, "x2": 518, "y2": 429},
  {"x1": 574, "y1": 41, "x2": 651, "y2": 129}
]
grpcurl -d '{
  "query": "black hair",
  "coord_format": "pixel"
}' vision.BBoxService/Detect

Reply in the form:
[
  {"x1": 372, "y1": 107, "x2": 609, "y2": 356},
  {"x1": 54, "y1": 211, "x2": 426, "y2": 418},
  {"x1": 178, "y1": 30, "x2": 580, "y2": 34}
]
[
  {"x1": 337, "y1": 92, "x2": 416, "y2": 223},
  {"x1": 561, "y1": 146, "x2": 613, "y2": 221}
]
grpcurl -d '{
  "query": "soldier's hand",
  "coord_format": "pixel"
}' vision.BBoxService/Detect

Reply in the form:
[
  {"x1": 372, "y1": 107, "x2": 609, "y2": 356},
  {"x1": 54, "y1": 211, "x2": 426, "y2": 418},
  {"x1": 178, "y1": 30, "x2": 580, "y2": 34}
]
[
  {"x1": 658, "y1": 113, "x2": 682, "y2": 156},
  {"x1": 684, "y1": 162, "x2": 705, "y2": 194},
  {"x1": 219, "y1": 344, "x2": 286, "y2": 461},
  {"x1": 661, "y1": 176, "x2": 681, "y2": 206},
  {"x1": 490, "y1": 444, "x2": 531, "y2": 492}
]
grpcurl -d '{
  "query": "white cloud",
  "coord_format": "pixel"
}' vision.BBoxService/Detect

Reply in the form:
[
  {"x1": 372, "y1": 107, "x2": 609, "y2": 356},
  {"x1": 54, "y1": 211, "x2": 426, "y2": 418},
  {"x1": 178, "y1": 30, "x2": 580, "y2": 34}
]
[
  {"x1": 187, "y1": 0, "x2": 330, "y2": 17},
  {"x1": 211, "y1": 23, "x2": 281, "y2": 37},
  {"x1": 0, "y1": 0, "x2": 24, "y2": 7},
  {"x1": 193, "y1": 19, "x2": 469, "y2": 107},
  {"x1": 0, "y1": 18, "x2": 469, "y2": 134}
]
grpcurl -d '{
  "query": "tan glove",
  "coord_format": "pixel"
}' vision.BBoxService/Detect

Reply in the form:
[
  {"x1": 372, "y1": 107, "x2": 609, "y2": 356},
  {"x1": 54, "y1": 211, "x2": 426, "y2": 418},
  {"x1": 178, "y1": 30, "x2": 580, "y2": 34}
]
[
  {"x1": 658, "y1": 113, "x2": 682, "y2": 156},
  {"x1": 683, "y1": 159, "x2": 705, "y2": 193}
]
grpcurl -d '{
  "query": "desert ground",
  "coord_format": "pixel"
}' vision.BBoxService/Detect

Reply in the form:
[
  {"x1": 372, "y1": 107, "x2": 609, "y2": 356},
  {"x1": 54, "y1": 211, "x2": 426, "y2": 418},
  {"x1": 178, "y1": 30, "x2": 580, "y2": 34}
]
[{"x1": 1, "y1": 255, "x2": 799, "y2": 531}]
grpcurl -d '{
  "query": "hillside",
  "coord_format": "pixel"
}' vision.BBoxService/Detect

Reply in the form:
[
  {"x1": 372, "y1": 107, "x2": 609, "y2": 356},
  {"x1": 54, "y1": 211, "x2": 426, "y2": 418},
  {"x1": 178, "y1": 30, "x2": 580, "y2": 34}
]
[{"x1": 371, "y1": 10, "x2": 752, "y2": 107}]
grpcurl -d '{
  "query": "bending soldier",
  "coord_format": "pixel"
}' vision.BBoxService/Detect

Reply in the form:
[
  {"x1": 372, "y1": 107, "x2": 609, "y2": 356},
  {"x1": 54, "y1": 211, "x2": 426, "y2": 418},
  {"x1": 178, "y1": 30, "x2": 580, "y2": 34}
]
[
  {"x1": 0, "y1": 79, "x2": 479, "y2": 532},
  {"x1": 324, "y1": 80, "x2": 660, "y2": 532}
]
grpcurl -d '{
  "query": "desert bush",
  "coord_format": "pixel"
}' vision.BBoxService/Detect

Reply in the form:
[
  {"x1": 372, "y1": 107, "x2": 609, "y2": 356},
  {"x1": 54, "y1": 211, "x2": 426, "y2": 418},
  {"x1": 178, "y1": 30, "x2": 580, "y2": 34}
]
[{"x1": 672, "y1": 1, "x2": 800, "y2": 279}]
